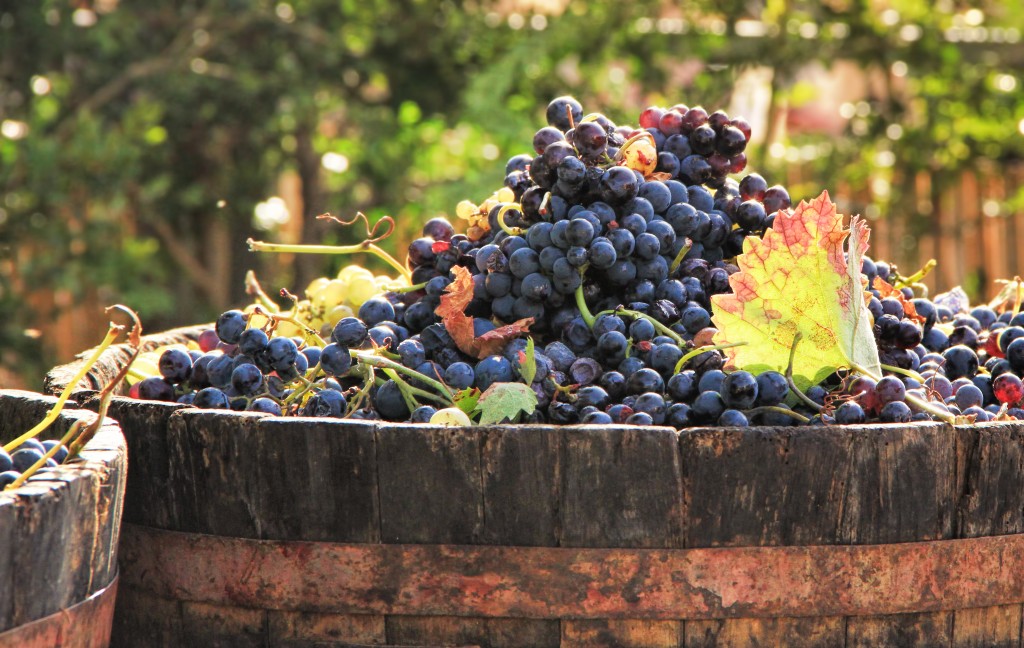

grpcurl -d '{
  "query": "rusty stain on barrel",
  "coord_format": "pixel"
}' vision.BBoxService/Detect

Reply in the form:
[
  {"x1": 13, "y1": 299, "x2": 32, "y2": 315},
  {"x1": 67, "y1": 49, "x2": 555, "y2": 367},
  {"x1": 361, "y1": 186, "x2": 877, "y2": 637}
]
[{"x1": 120, "y1": 524, "x2": 1024, "y2": 620}]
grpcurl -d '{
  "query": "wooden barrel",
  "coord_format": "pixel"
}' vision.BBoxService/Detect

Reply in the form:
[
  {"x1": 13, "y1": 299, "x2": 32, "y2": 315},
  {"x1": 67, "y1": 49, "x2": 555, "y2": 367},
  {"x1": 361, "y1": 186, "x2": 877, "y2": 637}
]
[
  {"x1": 0, "y1": 390, "x2": 126, "y2": 648},
  {"x1": 47, "y1": 328, "x2": 1024, "y2": 648}
]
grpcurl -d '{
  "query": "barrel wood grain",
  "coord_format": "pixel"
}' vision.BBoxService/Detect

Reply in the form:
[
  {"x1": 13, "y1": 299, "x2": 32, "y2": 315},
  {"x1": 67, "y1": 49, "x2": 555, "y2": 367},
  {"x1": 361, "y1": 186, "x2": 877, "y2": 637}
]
[
  {"x1": 683, "y1": 617, "x2": 844, "y2": 648},
  {"x1": 376, "y1": 425, "x2": 483, "y2": 544}
]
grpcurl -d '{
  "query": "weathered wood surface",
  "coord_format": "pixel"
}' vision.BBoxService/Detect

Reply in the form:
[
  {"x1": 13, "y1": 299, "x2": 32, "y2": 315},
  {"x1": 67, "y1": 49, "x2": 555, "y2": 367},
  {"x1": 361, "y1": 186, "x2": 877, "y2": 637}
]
[
  {"x1": 43, "y1": 324, "x2": 206, "y2": 395},
  {"x1": 0, "y1": 390, "x2": 126, "y2": 646},
  {"x1": 0, "y1": 577, "x2": 118, "y2": 648}
]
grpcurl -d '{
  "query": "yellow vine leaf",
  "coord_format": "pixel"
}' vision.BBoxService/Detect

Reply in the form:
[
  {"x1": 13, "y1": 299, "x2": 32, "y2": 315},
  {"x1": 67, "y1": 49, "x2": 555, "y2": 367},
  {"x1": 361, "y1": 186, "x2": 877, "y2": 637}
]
[{"x1": 711, "y1": 191, "x2": 881, "y2": 390}]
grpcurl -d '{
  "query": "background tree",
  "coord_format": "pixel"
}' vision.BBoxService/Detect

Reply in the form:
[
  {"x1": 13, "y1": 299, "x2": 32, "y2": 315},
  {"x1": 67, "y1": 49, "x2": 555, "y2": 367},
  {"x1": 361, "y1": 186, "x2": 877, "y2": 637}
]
[{"x1": 1, "y1": 0, "x2": 1022, "y2": 386}]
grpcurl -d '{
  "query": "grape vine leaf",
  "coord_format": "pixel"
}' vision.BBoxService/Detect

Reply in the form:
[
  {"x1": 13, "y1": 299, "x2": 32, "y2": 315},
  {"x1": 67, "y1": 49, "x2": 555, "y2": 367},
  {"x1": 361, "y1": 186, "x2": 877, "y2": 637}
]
[
  {"x1": 872, "y1": 276, "x2": 925, "y2": 324},
  {"x1": 436, "y1": 266, "x2": 533, "y2": 358},
  {"x1": 473, "y1": 381, "x2": 538, "y2": 425},
  {"x1": 453, "y1": 387, "x2": 481, "y2": 415},
  {"x1": 711, "y1": 191, "x2": 882, "y2": 390},
  {"x1": 518, "y1": 337, "x2": 537, "y2": 385}
]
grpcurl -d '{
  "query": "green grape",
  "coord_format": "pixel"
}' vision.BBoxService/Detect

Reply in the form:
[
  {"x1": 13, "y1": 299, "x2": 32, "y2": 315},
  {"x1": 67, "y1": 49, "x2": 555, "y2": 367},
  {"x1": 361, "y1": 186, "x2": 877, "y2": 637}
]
[{"x1": 429, "y1": 408, "x2": 472, "y2": 426}]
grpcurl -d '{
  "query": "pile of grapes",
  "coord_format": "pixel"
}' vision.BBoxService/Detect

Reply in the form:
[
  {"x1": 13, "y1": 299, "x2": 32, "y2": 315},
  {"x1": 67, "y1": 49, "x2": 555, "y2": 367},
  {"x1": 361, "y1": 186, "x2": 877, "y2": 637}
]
[
  {"x1": 0, "y1": 440, "x2": 69, "y2": 488},
  {"x1": 131, "y1": 96, "x2": 1024, "y2": 427}
]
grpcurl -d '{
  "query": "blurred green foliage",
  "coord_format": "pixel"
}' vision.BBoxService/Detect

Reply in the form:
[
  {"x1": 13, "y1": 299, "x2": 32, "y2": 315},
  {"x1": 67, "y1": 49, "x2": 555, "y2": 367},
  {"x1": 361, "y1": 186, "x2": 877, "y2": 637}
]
[{"x1": 1, "y1": 0, "x2": 1022, "y2": 382}]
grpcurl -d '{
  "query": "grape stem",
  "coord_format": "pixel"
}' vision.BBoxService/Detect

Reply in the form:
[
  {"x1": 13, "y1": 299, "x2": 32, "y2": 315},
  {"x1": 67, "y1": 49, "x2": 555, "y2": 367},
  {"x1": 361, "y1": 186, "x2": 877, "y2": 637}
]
[
  {"x1": 247, "y1": 238, "x2": 411, "y2": 282},
  {"x1": 669, "y1": 238, "x2": 693, "y2": 275},
  {"x1": 879, "y1": 363, "x2": 926, "y2": 384},
  {"x1": 244, "y1": 270, "x2": 279, "y2": 313},
  {"x1": 575, "y1": 281, "x2": 596, "y2": 328},
  {"x1": 849, "y1": 361, "x2": 956, "y2": 425},
  {"x1": 251, "y1": 306, "x2": 329, "y2": 347},
  {"x1": 383, "y1": 367, "x2": 448, "y2": 408},
  {"x1": 893, "y1": 259, "x2": 936, "y2": 290},
  {"x1": 595, "y1": 307, "x2": 686, "y2": 346},
  {"x1": 352, "y1": 352, "x2": 454, "y2": 404},
  {"x1": 673, "y1": 342, "x2": 747, "y2": 375},
  {"x1": 784, "y1": 333, "x2": 823, "y2": 413},
  {"x1": 495, "y1": 203, "x2": 525, "y2": 236},
  {"x1": 382, "y1": 368, "x2": 422, "y2": 412},
  {"x1": 6, "y1": 420, "x2": 85, "y2": 491},
  {"x1": 389, "y1": 281, "x2": 428, "y2": 294},
  {"x1": 3, "y1": 322, "x2": 124, "y2": 453},
  {"x1": 745, "y1": 406, "x2": 811, "y2": 424}
]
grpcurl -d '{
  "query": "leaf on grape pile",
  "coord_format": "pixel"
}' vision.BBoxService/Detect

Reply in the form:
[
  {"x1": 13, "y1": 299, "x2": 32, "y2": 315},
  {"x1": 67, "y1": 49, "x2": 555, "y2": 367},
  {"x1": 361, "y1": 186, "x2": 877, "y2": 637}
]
[
  {"x1": 711, "y1": 191, "x2": 882, "y2": 390},
  {"x1": 518, "y1": 337, "x2": 537, "y2": 385},
  {"x1": 872, "y1": 277, "x2": 925, "y2": 324},
  {"x1": 473, "y1": 381, "x2": 538, "y2": 425},
  {"x1": 453, "y1": 387, "x2": 481, "y2": 415},
  {"x1": 436, "y1": 266, "x2": 533, "y2": 358}
]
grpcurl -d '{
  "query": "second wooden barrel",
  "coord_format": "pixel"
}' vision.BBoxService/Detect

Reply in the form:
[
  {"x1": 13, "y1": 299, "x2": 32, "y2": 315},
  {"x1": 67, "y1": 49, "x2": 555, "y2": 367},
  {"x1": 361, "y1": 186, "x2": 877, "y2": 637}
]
[{"x1": 0, "y1": 390, "x2": 126, "y2": 648}]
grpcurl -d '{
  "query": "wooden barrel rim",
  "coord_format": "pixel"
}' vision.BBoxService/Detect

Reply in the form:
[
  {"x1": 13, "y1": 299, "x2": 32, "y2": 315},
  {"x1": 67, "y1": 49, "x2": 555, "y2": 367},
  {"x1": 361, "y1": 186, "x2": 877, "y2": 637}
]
[
  {"x1": 121, "y1": 523, "x2": 1024, "y2": 620},
  {"x1": 0, "y1": 575, "x2": 118, "y2": 647}
]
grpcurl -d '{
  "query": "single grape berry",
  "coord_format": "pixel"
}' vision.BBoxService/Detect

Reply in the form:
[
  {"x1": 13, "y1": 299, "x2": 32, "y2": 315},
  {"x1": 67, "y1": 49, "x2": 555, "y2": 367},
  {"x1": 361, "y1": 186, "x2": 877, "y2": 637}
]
[{"x1": 215, "y1": 310, "x2": 247, "y2": 345}]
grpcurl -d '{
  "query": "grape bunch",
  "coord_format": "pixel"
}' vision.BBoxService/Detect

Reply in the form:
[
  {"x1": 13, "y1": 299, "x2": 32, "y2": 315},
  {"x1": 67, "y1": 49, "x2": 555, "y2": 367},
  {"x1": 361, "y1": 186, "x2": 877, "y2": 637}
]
[
  {"x1": 0, "y1": 439, "x2": 68, "y2": 488},
  {"x1": 129, "y1": 95, "x2": 1024, "y2": 428}
]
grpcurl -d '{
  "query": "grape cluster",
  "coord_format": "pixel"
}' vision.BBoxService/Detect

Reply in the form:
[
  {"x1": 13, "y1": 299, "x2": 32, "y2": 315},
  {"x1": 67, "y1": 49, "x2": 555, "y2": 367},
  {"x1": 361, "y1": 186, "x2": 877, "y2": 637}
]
[
  {"x1": 130, "y1": 96, "x2": 1024, "y2": 428},
  {"x1": 0, "y1": 439, "x2": 68, "y2": 488},
  {"x1": 824, "y1": 259, "x2": 1024, "y2": 424}
]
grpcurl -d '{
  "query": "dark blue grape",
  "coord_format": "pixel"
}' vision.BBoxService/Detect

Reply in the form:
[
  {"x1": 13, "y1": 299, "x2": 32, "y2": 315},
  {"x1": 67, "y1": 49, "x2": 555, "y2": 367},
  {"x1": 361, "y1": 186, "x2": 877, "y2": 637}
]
[
  {"x1": 721, "y1": 371, "x2": 758, "y2": 409},
  {"x1": 589, "y1": 239, "x2": 617, "y2": 269},
  {"x1": 835, "y1": 401, "x2": 867, "y2": 424},
  {"x1": 942, "y1": 345, "x2": 979, "y2": 380},
  {"x1": 231, "y1": 363, "x2": 263, "y2": 396},
  {"x1": 690, "y1": 391, "x2": 725, "y2": 424},
  {"x1": 358, "y1": 298, "x2": 395, "y2": 327},
  {"x1": 39, "y1": 440, "x2": 68, "y2": 464},
  {"x1": 11, "y1": 448, "x2": 44, "y2": 472},
  {"x1": 475, "y1": 355, "x2": 513, "y2": 391},
  {"x1": 668, "y1": 371, "x2": 697, "y2": 402},
  {"x1": 634, "y1": 392, "x2": 667, "y2": 424},
  {"x1": 373, "y1": 380, "x2": 410, "y2": 420},
  {"x1": 626, "y1": 368, "x2": 664, "y2": 395},
  {"x1": 582, "y1": 411, "x2": 613, "y2": 425},
  {"x1": 215, "y1": 310, "x2": 247, "y2": 345},
  {"x1": 444, "y1": 362, "x2": 475, "y2": 390},
  {"x1": 333, "y1": 317, "x2": 368, "y2": 347},
  {"x1": 320, "y1": 343, "x2": 353, "y2": 376},
  {"x1": 237, "y1": 328, "x2": 269, "y2": 356},
  {"x1": 137, "y1": 376, "x2": 176, "y2": 402},
  {"x1": 599, "y1": 371, "x2": 627, "y2": 400},
  {"x1": 193, "y1": 387, "x2": 231, "y2": 409},
  {"x1": 625, "y1": 411, "x2": 655, "y2": 426},
  {"x1": 247, "y1": 398, "x2": 282, "y2": 415},
  {"x1": 423, "y1": 216, "x2": 455, "y2": 241},
  {"x1": 303, "y1": 388, "x2": 347, "y2": 418},
  {"x1": 159, "y1": 349, "x2": 193, "y2": 384},
  {"x1": 718, "y1": 409, "x2": 749, "y2": 427},
  {"x1": 649, "y1": 343, "x2": 683, "y2": 376},
  {"x1": 697, "y1": 369, "x2": 726, "y2": 394},
  {"x1": 599, "y1": 166, "x2": 639, "y2": 204},
  {"x1": 755, "y1": 371, "x2": 789, "y2": 406},
  {"x1": 879, "y1": 400, "x2": 913, "y2": 423},
  {"x1": 569, "y1": 357, "x2": 602, "y2": 386},
  {"x1": 409, "y1": 406, "x2": 436, "y2": 423},
  {"x1": 576, "y1": 385, "x2": 610, "y2": 410}
]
